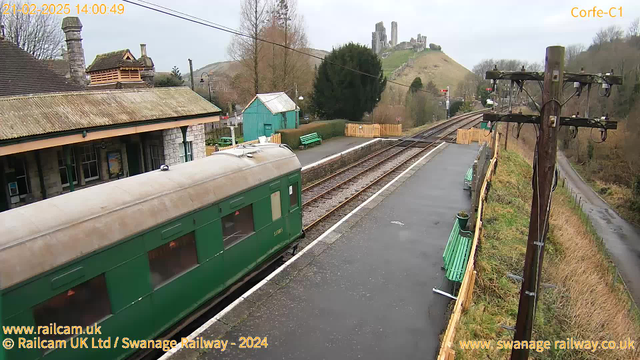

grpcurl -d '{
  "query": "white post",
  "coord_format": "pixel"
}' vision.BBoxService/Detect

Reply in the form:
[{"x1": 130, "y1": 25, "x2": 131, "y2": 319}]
[
  {"x1": 230, "y1": 126, "x2": 236, "y2": 146},
  {"x1": 446, "y1": 85, "x2": 450, "y2": 119}
]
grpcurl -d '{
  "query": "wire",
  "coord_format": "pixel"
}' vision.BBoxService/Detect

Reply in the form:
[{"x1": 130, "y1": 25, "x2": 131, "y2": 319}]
[{"x1": 122, "y1": 0, "x2": 431, "y2": 94}]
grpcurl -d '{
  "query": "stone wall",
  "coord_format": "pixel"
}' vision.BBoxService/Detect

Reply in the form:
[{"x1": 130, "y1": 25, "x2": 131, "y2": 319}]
[
  {"x1": 162, "y1": 124, "x2": 206, "y2": 165},
  {"x1": 301, "y1": 140, "x2": 392, "y2": 186}
]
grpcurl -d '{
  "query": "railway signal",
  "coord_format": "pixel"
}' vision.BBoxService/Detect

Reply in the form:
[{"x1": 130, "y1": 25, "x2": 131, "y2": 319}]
[{"x1": 484, "y1": 46, "x2": 622, "y2": 360}]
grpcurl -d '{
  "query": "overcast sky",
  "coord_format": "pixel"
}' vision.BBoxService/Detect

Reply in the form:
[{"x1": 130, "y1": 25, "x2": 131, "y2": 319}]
[{"x1": 66, "y1": 0, "x2": 639, "y2": 74}]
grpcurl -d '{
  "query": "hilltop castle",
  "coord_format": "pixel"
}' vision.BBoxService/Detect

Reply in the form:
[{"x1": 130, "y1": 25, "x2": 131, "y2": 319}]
[{"x1": 371, "y1": 21, "x2": 427, "y2": 55}]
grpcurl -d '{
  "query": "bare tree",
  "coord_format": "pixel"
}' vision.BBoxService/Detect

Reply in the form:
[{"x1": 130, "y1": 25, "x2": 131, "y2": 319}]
[
  {"x1": 262, "y1": 0, "x2": 309, "y2": 95},
  {"x1": 0, "y1": 0, "x2": 64, "y2": 59},
  {"x1": 228, "y1": 0, "x2": 269, "y2": 96},
  {"x1": 593, "y1": 25, "x2": 624, "y2": 46},
  {"x1": 565, "y1": 44, "x2": 585, "y2": 69},
  {"x1": 628, "y1": 18, "x2": 640, "y2": 38}
]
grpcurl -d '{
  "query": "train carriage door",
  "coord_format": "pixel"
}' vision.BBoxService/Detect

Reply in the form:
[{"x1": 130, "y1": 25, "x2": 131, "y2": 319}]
[{"x1": 287, "y1": 174, "x2": 302, "y2": 241}]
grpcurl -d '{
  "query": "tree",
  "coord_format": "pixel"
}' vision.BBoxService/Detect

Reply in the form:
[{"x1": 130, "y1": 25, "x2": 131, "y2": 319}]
[
  {"x1": 627, "y1": 18, "x2": 639, "y2": 38},
  {"x1": 409, "y1": 77, "x2": 423, "y2": 93},
  {"x1": 429, "y1": 43, "x2": 442, "y2": 51},
  {"x1": 228, "y1": 0, "x2": 269, "y2": 96},
  {"x1": 261, "y1": 0, "x2": 311, "y2": 95},
  {"x1": 565, "y1": 43, "x2": 585, "y2": 68},
  {"x1": 154, "y1": 66, "x2": 184, "y2": 87},
  {"x1": 0, "y1": 0, "x2": 64, "y2": 59},
  {"x1": 170, "y1": 66, "x2": 183, "y2": 82},
  {"x1": 592, "y1": 25, "x2": 624, "y2": 47},
  {"x1": 424, "y1": 80, "x2": 439, "y2": 96},
  {"x1": 312, "y1": 43, "x2": 386, "y2": 121}
]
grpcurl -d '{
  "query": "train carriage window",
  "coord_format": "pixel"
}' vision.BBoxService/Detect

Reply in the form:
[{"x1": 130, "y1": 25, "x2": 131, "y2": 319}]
[
  {"x1": 271, "y1": 192, "x2": 282, "y2": 221},
  {"x1": 32, "y1": 274, "x2": 111, "y2": 341},
  {"x1": 222, "y1": 204, "x2": 255, "y2": 249},
  {"x1": 289, "y1": 183, "x2": 298, "y2": 209},
  {"x1": 148, "y1": 232, "x2": 198, "y2": 288}
]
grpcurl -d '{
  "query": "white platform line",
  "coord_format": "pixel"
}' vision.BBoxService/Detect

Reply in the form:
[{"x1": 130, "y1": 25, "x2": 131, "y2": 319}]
[{"x1": 160, "y1": 141, "x2": 446, "y2": 359}]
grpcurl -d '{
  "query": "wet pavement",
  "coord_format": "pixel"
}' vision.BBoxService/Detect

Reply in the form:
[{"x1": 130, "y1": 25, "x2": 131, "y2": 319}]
[{"x1": 187, "y1": 144, "x2": 481, "y2": 360}]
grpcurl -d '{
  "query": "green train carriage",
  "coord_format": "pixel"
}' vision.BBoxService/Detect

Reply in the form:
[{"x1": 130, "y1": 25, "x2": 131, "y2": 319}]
[{"x1": 0, "y1": 144, "x2": 303, "y2": 360}]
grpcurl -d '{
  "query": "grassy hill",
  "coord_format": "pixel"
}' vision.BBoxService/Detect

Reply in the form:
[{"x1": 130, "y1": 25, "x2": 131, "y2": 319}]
[{"x1": 382, "y1": 49, "x2": 471, "y2": 97}]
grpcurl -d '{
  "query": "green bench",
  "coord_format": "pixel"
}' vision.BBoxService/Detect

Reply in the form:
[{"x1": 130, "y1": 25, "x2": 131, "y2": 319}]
[
  {"x1": 464, "y1": 166, "x2": 473, "y2": 190},
  {"x1": 442, "y1": 218, "x2": 473, "y2": 283},
  {"x1": 299, "y1": 132, "x2": 322, "y2": 148}
]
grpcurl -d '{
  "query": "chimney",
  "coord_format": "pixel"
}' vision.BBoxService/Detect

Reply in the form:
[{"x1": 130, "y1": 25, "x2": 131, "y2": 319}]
[
  {"x1": 61, "y1": 17, "x2": 88, "y2": 87},
  {"x1": 139, "y1": 43, "x2": 155, "y2": 87}
]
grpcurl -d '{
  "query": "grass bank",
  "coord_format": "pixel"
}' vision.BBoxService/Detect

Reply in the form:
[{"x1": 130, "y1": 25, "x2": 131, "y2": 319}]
[{"x1": 452, "y1": 148, "x2": 639, "y2": 360}]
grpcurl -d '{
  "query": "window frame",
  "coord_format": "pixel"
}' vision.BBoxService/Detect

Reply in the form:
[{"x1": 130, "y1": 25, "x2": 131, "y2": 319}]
[
  {"x1": 289, "y1": 182, "x2": 299, "y2": 211},
  {"x1": 147, "y1": 231, "x2": 199, "y2": 289},
  {"x1": 32, "y1": 274, "x2": 112, "y2": 342},
  {"x1": 179, "y1": 141, "x2": 193, "y2": 163},
  {"x1": 149, "y1": 144, "x2": 165, "y2": 170},
  {"x1": 221, "y1": 204, "x2": 255, "y2": 250},
  {"x1": 57, "y1": 149, "x2": 78, "y2": 188},
  {"x1": 12, "y1": 156, "x2": 30, "y2": 198},
  {"x1": 80, "y1": 145, "x2": 100, "y2": 182},
  {"x1": 271, "y1": 191, "x2": 282, "y2": 221}
]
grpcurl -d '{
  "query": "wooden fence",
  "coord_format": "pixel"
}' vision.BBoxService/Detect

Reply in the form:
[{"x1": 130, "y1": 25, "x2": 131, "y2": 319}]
[
  {"x1": 456, "y1": 128, "x2": 491, "y2": 145},
  {"x1": 437, "y1": 134, "x2": 500, "y2": 360},
  {"x1": 205, "y1": 133, "x2": 281, "y2": 156},
  {"x1": 344, "y1": 123, "x2": 402, "y2": 138}
]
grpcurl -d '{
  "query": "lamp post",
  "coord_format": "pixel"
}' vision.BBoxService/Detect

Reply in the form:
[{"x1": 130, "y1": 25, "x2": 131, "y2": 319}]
[{"x1": 199, "y1": 72, "x2": 212, "y2": 103}]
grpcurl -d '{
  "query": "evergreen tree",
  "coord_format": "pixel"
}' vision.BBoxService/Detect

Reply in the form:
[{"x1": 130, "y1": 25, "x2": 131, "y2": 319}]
[
  {"x1": 409, "y1": 77, "x2": 423, "y2": 93},
  {"x1": 311, "y1": 43, "x2": 386, "y2": 121}
]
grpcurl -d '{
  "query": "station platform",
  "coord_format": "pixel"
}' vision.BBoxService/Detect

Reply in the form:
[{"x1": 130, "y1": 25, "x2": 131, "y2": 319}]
[
  {"x1": 166, "y1": 143, "x2": 480, "y2": 360},
  {"x1": 295, "y1": 136, "x2": 374, "y2": 166}
]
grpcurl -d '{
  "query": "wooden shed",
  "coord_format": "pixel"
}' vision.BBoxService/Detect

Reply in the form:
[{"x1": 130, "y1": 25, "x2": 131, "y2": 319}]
[{"x1": 242, "y1": 92, "x2": 298, "y2": 141}]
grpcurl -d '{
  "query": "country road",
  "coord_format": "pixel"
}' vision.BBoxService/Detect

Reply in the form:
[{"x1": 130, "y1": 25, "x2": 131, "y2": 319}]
[{"x1": 557, "y1": 152, "x2": 640, "y2": 307}]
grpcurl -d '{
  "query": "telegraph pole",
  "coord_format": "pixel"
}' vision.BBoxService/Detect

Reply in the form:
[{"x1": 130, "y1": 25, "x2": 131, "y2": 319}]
[
  {"x1": 188, "y1": 59, "x2": 195, "y2": 91},
  {"x1": 482, "y1": 46, "x2": 622, "y2": 360},
  {"x1": 510, "y1": 46, "x2": 563, "y2": 360}
]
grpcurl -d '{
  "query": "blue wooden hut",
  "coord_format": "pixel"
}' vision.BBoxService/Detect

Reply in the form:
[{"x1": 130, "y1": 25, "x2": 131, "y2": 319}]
[{"x1": 242, "y1": 92, "x2": 298, "y2": 141}]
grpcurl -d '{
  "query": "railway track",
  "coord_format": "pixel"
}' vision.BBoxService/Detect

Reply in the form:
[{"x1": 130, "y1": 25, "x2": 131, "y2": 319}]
[
  {"x1": 142, "y1": 111, "x2": 486, "y2": 360},
  {"x1": 301, "y1": 111, "x2": 485, "y2": 233}
]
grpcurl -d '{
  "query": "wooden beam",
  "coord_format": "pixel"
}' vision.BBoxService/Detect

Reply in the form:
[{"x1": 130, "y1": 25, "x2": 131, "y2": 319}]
[
  {"x1": 483, "y1": 113, "x2": 617, "y2": 129},
  {"x1": 486, "y1": 70, "x2": 623, "y2": 85},
  {"x1": 0, "y1": 116, "x2": 219, "y2": 156}
]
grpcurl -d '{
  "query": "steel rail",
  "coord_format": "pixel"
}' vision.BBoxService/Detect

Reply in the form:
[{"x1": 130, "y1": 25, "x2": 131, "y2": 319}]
[
  {"x1": 303, "y1": 113, "x2": 484, "y2": 231},
  {"x1": 302, "y1": 113, "x2": 481, "y2": 207},
  {"x1": 302, "y1": 111, "x2": 483, "y2": 198}
]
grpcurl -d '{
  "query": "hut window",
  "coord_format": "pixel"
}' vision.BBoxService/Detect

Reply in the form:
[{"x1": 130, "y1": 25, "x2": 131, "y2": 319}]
[
  {"x1": 80, "y1": 145, "x2": 99, "y2": 181},
  {"x1": 222, "y1": 204, "x2": 255, "y2": 249},
  {"x1": 148, "y1": 232, "x2": 198, "y2": 288},
  {"x1": 271, "y1": 192, "x2": 281, "y2": 221},
  {"x1": 32, "y1": 275, "x2": 111, "y2": 341},
  {"x1": 179, "y1": 142, "x2": 193, "y2": 162},
  {"x1": 289, "y1": 183, "x2": 298, "y2": 209},
  {"x1": 57, "y1": 150, "x2": 78, "y2": 187}
]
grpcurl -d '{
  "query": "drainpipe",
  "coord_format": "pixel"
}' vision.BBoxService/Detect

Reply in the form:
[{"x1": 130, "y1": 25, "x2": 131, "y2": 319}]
[
  {"x1": 64, "y1": 146, "x2": 75, "y2": 192},
  {"x1": 35, "y1": 151, "x2": 47, "y2": 199},
  {"x1": 180, "y1": 126, "x2": 189, "y2": 162}
]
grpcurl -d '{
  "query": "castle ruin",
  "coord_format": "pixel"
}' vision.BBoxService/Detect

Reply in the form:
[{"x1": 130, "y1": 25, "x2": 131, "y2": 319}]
[{"x1": 371, "y1": 22, "x2": 389, "y2": 55}]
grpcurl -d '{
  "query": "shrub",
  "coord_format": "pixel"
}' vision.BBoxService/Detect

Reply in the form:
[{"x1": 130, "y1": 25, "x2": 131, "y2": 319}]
[{"x1": 277, "y1": 120, "x2": 347, "y2": 148}]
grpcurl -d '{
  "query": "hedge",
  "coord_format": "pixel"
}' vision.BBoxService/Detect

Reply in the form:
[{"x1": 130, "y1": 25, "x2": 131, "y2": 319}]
[{"x1": 277, "y1": 120, "x2": 347, "y2": 148}]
